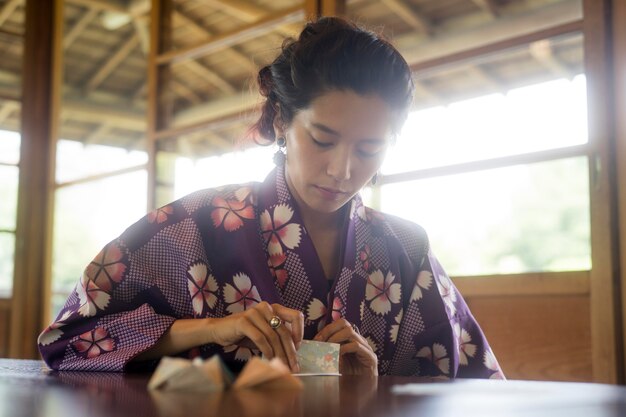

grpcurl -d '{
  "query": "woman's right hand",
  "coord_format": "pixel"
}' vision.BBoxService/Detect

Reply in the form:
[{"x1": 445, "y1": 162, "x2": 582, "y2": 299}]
[{"x1": 207, "y1": 301, "x2": 304, "y2": 373}]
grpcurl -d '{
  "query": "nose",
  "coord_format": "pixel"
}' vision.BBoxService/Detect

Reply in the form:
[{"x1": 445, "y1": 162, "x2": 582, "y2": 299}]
[{"x1": 326, "y1": 147, "x2": 351, "y2": 182}]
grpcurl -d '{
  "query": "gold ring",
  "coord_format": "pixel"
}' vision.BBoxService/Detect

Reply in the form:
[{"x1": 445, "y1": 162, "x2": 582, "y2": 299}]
[
  {"x1": 269, "y1": 316, "x2": 282, "y2": 329},
  {"x1": 351, "y1": 322, "x2": 360, "y2": 335}
]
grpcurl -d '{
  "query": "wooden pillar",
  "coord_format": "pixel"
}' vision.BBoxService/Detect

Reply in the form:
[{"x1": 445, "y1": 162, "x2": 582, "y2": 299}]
[
  {"x1": 305, "y1": 0, "x2": 346, "y2": 19},
  {"x1": 584, "y1": 0, "x2": 623, "y2": 383},
  {"x1": 10, "y1": 0, "x2": 63, "y2": 359},
  {"x1": 147, "y1": 0, "x2": 173, "y2": 211},
  {"x1": 613, "y1": 0, "x2": 626, "y2": 383}
]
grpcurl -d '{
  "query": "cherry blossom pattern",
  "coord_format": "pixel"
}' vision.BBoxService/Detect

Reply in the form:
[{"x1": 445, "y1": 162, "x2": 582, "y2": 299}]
[
  {"x1": 268, "y1": 253, "x2": 289, "y2": 289},
  {"x1": 359, "y1": 244, "x2": 372, "y2": 273},
  {"x1": 453, "y1": 323, "x2": 477, "y2": 366},
  {"x1": 410, "y1": 270, "x2": 433, "y2": 302},
  {"x1": 330, "y1": 296, "x2": 343, "y2": 321},
  {"x1": 38, "y1": 310, "x2": 73, "y2": 346},
  {"x1": 73, "y1": 328, "x2": 116, "y2": 359},
  {"x1": 307, "y1": 298, "x2": 326, "y2": 322},
  {"x1": 234, "y1": 186, "x2": 256, "y2": 206},
  {"x1": 147, "y1": 205, "x2": 174, "y2": 224},
  {"x1": 365, "y1": 269, "x2": 401, "y2": 316},
  {"x1": 484, "y1": 348, "x2": 505, "y2": 379},
  {"x1": 211, "y1": 196, "x2": 255, "y2": 232},
  {"x1": 77, "y1": 273, "x2": 111, "y2": 317},
  {"x1": 416, "y1": 343, "x2": 450, "y2": 375},
  {"x1": 260, "y1": 204, "x2": 302, "y2": 255},
  {"x1": 390, "y1": 309, "x2": 403, "y2": 343},
  {"x1": 223, "y1": 273, "x2": 261, "y2": 314},
  {"x1": 84, "y1": 242, "x2": 127, "y2": 292},
  {"x1": 187, "y1": 262, "x2": 218, "y2": 315},
  {"x1": 355, "y1": 205, "x2": 385, "y2": 226},
  {"x1": 435, "y1": 273, "x2": 457, "y2": 315}
]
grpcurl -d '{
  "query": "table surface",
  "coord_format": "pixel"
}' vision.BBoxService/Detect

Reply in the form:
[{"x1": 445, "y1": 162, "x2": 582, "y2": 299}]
[{"x1": 1, "y1": 359, "x2": 625, "y2": 417}]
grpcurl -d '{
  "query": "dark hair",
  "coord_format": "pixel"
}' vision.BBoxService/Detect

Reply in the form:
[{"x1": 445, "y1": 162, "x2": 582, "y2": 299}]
[{"x1": 251, "y1": 17, "x2": 414, "y2": 142}]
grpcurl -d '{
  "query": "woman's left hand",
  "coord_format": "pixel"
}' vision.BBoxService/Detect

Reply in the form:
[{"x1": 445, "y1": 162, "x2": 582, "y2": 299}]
[{"x1": 314, "y1": 319, "x2": 378, "y2": 376}]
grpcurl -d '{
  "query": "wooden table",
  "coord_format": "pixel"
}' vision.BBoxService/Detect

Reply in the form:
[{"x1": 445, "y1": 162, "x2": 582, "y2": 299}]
[{"x1": 1, "y1": 359, "x2": 625, "y2": 417}]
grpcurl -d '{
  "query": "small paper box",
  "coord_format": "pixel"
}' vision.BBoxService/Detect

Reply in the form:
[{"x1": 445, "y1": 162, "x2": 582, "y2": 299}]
[
  {"x1": 296, "y1": 340, "x2": 340, "y2": 375},
  {"x1": 232, "y1": 357, "x2": 303, "y2": 390},
  {"x1": 148, "y1": 356, "x2": 232, "y2": 392}
]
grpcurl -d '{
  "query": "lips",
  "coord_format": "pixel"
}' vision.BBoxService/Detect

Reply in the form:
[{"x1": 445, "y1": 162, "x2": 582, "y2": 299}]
[{"x1": 314, "y1": 185, "x2": 348, "y2": 200}]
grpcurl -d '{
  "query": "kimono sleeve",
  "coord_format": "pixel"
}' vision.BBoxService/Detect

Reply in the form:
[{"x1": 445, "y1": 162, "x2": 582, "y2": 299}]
[
  {"x1": 38, "y1": 235, "x2": 178, "y2": 371},
  {"x1": 413, "y1": 250, "x2": 506, "y2": 379}
]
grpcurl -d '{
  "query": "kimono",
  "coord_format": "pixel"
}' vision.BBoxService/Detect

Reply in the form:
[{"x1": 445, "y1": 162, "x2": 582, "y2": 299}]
[{"x1": 38, "y1": 166, "x2": 504, "y2": 378}]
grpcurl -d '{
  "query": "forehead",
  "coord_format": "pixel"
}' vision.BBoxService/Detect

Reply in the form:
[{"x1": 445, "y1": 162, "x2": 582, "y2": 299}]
[{"x1": 297, "y1": 90, "x2": 394, "y2": 138}]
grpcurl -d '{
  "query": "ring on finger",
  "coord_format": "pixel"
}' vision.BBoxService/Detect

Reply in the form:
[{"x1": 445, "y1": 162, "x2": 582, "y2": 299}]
[
  {"x1": 350, "y1": 322, "x2": 360, "y2": 335},
  {"x1": 269, "y1": 316, "x2": 283, "y2": 330}
]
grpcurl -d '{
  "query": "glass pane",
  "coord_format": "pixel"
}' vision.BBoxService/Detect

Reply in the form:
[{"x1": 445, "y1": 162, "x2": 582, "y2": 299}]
[
  {"x1": 380, "y1": 157, "x2": 591, "y2": 276},
  {"x1": 0, "y1": 130, "x2": 20, "y2": 165},
  {"x1": 0, "y1": 233, "x2": 15, "y2": 297},
  {"x1": 56, "y1": 140, "x2": 148, "y2": 183},
  {"x1": 0, "y1": 165, "x2": 18, "y2": 230},
  {"x1": 384, "y1": 75, "x2": 588, "y2": 174},
  {"x1": 51, "y1": 170, "x2": 147, "y2": 315},
  {"x1": 173, "y1": 146, "x2": 275, "y2": 199}
]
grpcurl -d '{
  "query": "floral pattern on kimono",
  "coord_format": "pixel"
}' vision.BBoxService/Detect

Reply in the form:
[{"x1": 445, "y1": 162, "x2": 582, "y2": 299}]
[{"x1": 39, "y1": 166, "x2": 503, "y2": 378}]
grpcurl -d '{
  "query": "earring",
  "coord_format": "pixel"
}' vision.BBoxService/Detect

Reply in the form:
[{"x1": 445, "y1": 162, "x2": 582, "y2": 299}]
[
  {"x1": 273, "y1": 136, "x2": 286, "y2": 166},
  {"x1": 371, "y1": 173, "x2": 378, "y2": 186}
]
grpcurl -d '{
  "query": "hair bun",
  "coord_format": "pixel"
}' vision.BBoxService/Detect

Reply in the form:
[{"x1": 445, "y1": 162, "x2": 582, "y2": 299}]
[{"x1": 257, "y1": 65, "x2": 273, "y2": 97}]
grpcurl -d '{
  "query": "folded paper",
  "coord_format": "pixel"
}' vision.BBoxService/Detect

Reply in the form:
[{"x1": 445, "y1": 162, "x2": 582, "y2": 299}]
[
  {"x1": 295, "y1": 340, "x2": 340, "y2": 375},
  {"x1": 148, "y1": 355, "x2": 302, "y2": 392}
]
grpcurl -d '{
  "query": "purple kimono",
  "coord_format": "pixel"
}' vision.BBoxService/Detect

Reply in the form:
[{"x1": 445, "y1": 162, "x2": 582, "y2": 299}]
[{"x1": 38, "y1": 166, "x2": 504, "y2": 378}]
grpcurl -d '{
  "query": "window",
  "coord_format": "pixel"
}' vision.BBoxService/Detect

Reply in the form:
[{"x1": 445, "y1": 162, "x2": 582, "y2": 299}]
[{"x1": 0, "y1": 129, "x2": 20, "y2": 297}]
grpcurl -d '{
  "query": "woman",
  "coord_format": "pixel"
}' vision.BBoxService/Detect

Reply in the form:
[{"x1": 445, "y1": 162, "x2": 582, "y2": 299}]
[{"x1": 38, "y1": 17, "x2": 504, "y2": 378}]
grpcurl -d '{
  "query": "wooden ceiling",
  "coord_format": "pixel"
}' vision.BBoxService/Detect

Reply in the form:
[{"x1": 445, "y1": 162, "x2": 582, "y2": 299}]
[{"x1": 0, "y1": 0, "x2": 583, "y2": 158}]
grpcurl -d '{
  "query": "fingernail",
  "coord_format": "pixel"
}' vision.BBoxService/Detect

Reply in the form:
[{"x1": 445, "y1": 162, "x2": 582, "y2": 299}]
[{"x1": 314, "y1": 334, "x2": 321, "y2": 341}]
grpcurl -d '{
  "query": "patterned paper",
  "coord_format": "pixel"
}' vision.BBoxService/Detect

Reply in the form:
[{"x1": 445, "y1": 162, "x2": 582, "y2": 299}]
[{"x1": 296, "y1": 340, "x2": 340, "y2": 375}]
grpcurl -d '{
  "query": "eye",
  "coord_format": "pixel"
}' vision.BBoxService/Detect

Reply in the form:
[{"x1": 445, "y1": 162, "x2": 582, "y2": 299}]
[
  {"x1": 310, "y1": 134, "x2": 333, "y2": 148},
  {"x1": 357, "y1": 144, "x2": 385, "y2": 158}
]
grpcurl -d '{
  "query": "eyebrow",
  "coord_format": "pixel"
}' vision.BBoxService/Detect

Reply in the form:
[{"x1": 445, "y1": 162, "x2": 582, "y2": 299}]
[{"x1": 310, "y1": 122, "x2": 386, "y2": 143}]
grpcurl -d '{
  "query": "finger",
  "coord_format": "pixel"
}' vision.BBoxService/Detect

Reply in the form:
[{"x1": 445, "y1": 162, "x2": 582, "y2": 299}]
[
  {"x1": 272, "y1": 304, "x2": 305, "y2": 349},
  {"x1": 326, "y1": 326, "x2": 355, "y2": 345},
  {"x1": 340, "y1": 341, "x2": 377, "y2": 368},
  {"x1": 239, "y1": 318, "x2": 273, "y2": 359},
  {"x1": 247, "y1": 308, "x2": 290, "y2": 367},
  {"x1": 273, "y1": 321, "x2": 300, "y2": 373},
  {"x1": 314, "y1": 318, "x2": 351, "y2": 342}
]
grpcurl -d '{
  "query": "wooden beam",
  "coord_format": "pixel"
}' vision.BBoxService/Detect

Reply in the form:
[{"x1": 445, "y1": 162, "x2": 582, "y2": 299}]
[
  {"x1": 171, "y1": 79, "x2": 202, "y2": 105},
  {"x1": 182, "y1": 60, "x2": 236, "y2": 95},
  {"x1": 0, "y1": 27, "x2": 22, "y2": 38},
  {"x1": 613, "y1": 0, "x2": 626, "y2": 384},
  {"x1": 379, "y1": 144, "x2": 589, "y2": 185},
  {"x1": 0, "y1": 101, "x2": 18, "y2": 124},
  {"x1": 321, "y1": 0, "x2": 346, "y2": 16},
  {"x1": 11, "y1": 0, "x2": 63, "y2": 359},
  {"x1": 83, "y1": 123, "x2": 111, "y2": 144},
  {"x1": 64, "y1": 9, "x2": 98, "y2": 50},
  {"x1": 85, "y1": 33, "x2": 140, "y2": 92},
  {"x1": 156, "y1": 6, "x2": 304, "y2": 65},
  {"x1": 173, "y1": 8, "x2": 257, "y2": 73},
  {"x1": 471, "y1": 0, "x2": 499, "y2": 18},
  {"x1": 381, "y1": 0, "x2": 432, "y2": 36},
  {"x1": 62, "y1": 100, "x2": 145, "y2": 130},
  {"x1": 0, "y1": 0, "x2": 20, "y2": 27},
  {"x1": 583, "y1": 0, "x2": 622, "y2": 384},
  {"x1": 529, "y1": 39, "x2": 572, "y2": 78},
  {"x1": 399, "y1": 0, "x2": 582, "y2": 70},
  {"x1": 452, "y1": 271, "x2": 589, "y2": 298},
  {"x1": 65, "y1": 0, "x2": 127, "y2": 14},
  {"x1": 132, "y1": 16, "x2": 150, "y2": 55}
]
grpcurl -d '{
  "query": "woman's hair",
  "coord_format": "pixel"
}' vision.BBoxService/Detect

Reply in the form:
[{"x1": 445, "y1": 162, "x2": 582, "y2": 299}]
[{"x1": 251, "y1": 16, "x2": 414, "y2": 142}]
